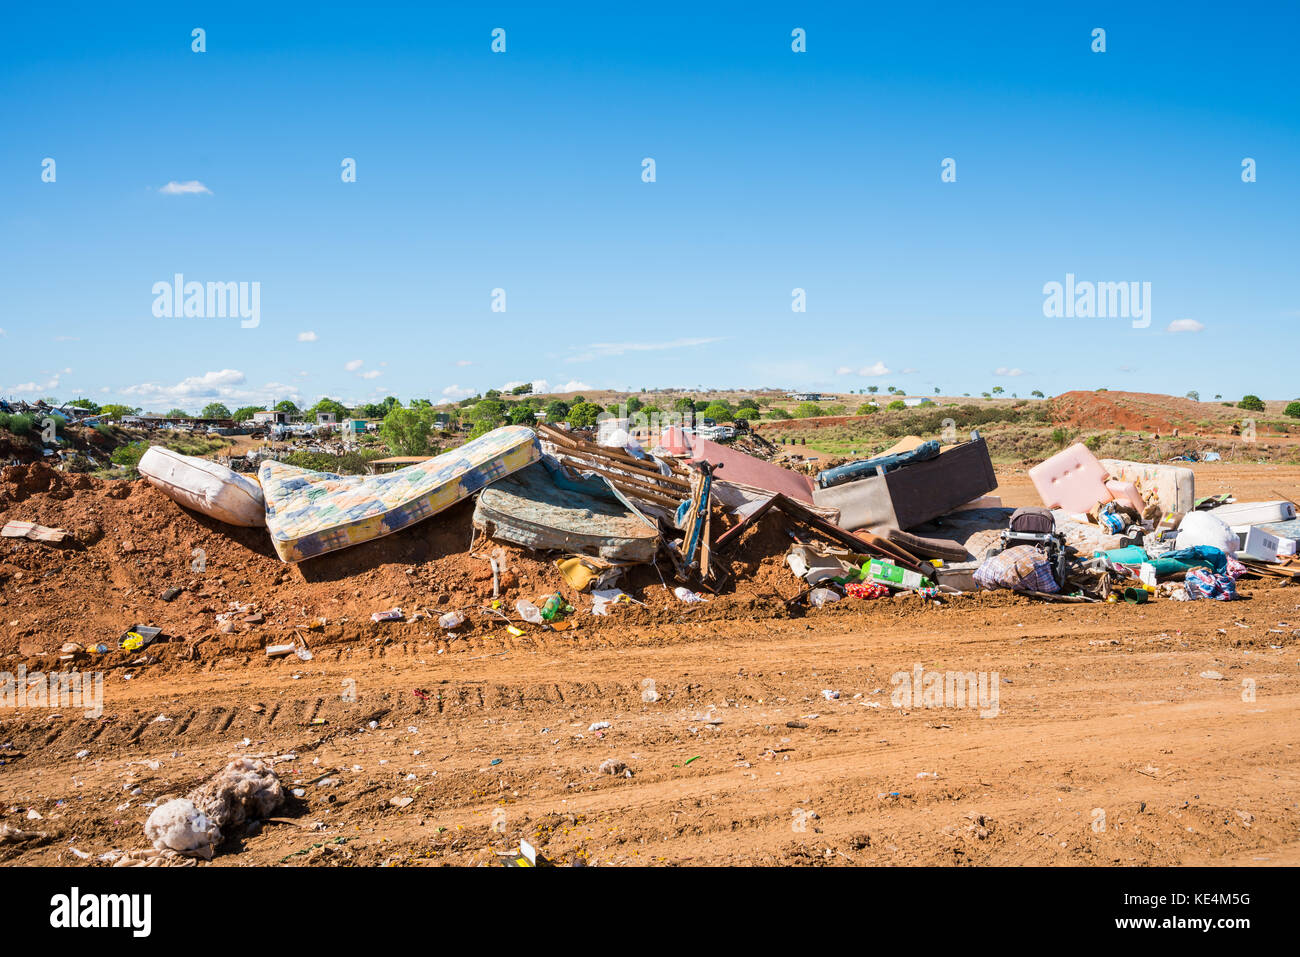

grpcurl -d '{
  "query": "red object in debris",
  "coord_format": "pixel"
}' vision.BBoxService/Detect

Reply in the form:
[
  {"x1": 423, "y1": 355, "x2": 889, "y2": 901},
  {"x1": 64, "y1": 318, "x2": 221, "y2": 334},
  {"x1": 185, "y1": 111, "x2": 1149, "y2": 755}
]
[{"x1": 658, "y1": 428, "x2": 816, "y2": 503}]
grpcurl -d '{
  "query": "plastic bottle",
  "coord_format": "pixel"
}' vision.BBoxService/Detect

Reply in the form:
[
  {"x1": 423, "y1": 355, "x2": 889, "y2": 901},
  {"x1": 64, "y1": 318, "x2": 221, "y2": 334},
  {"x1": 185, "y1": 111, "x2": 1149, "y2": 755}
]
[
  {"x1": 515, "y1": 600, "x2": 543, "y2": 625},
  {"x1": 438, "y1": 610, "x2": 466, "y2": 630},
  {"x1": 540, "y1": 593, "x2": 572, "y2": 621}
]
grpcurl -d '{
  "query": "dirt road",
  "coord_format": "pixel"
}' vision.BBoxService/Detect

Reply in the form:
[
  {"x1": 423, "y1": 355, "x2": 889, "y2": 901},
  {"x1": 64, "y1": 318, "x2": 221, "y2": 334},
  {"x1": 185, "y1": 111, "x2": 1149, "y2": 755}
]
[{"x1": 3, "y1": 585, "x2": 1298, "y2": 867}]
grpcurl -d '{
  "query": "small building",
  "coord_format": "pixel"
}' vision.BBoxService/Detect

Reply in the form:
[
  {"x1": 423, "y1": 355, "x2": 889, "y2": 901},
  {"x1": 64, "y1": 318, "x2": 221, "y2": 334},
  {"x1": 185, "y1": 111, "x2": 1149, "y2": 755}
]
[
  {"x1": 316, "y1": 412, "x2": 337, "y2": 426},
  {"x1": 788, "y1": 392, "x2": 824, "y2": 402},
  {"x1": 253, "y1": 410, "x2": 290, "y2": 426}
]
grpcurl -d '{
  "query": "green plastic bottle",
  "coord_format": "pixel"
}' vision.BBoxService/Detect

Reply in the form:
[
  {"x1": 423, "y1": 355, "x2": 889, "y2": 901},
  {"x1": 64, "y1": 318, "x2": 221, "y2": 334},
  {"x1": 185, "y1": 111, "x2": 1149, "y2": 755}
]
[{"x1": 541, "y1": 593, "x2": 572, "y2": 621}]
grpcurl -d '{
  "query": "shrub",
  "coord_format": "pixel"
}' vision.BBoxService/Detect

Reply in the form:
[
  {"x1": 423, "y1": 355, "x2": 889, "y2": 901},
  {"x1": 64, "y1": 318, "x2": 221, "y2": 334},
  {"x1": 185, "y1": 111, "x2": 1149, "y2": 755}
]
[
  {"x1": 0, "y1": 412, "x2": 35, "y2": 435},
  {"x1": 1285, "y1": 401, "x2": 1300, "y2": 419},
  {"x1": 280, "y1": 449, "x2": 388, "y2": 474},
  {"x1": 567, "y1": 402, "x2": 604, "y2": 429},
  {"x1": 110, "y1": 441, "x2": 149, "y2": 468},
  {"x1": 381, "y1": 405, "x2": 439, "y2": 455},
  {"x1": 1239, "y1": 395, "x2": 1266, "y2": 412}
]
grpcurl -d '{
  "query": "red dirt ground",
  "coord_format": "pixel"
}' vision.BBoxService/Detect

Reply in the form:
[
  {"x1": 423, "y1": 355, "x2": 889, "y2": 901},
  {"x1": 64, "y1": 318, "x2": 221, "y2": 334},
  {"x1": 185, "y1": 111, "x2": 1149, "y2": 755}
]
[{"x1": 1, "y1": 461, "x2": 1298, "y2": 867}]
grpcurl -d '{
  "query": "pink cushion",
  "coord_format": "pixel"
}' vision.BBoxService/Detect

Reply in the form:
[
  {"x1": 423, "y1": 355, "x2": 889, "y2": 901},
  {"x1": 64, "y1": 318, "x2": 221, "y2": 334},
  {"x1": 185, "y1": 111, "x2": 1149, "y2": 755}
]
[
  {"x1": 1104, "y1": 479, "x2": 1144, "y2": 514},
  {"x1": 1029, "y1": 443, "x2": 1111, "y2": 512}
]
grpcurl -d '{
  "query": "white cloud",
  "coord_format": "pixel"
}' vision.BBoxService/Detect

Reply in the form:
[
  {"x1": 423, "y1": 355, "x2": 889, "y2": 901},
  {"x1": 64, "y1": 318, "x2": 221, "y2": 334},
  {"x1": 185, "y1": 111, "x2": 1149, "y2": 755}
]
[
  {"x1": 122, "y1": 369, "x2": 246, "y2": 401},
  {"x1": 159, "y1": 180, "x2": 212, "y2": 195},
  {"x1": 566, "y1": 337, "x2": 723, "y2": 363},
  {"x1": 6, "y1": 376, "x2": 60, "y2": 395},
  {"x1": 359, "y1": 369, "x2": 382, "y2": 379},
  {"x1": 344, "y1": 359, "x2": 364, "y2": 372},
  {"x1": 994, "y1": 367, "x2": 1025, "y2": 377},
  {"x1": 835, "y1": 366, "x2": 854, "y2": 375},
  {"x1": 553, "y1": 380, "x2": 592, "y2": 393},
  {"x1": 859, "y1": 361, "x2": 890, "y2": 377},
  {"x1": 1166, "y1": 318, "x2": 1205, "y2": 333},
  {"x1": 113, "y1": 369, "x2": 303, "y2": 410},
  {"x1": 441, "y1": 384, "x2": 476, "y2": 400},
  {"x1": 297, "y1": 331, "x2": 318, "y2": 342},
  {"x1": 455, "y1": 359, "x2": 473, "y2": 367}
]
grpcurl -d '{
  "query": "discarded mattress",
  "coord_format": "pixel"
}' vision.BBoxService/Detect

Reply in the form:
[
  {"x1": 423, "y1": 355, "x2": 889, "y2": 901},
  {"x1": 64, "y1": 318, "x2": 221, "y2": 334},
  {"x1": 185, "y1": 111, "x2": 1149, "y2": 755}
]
[
  {"x1": 139, "y1": 445, "x2": 266, "y2": 527},
  {"x1": 473, "y1": 458, "x2": 659, "y2": 562},
  {"x1": 1100, "y1": 459, "x2": 1195, "y2": 515},
  {"x1": 260, "y1": 425, "x2": 538, "y2": 562}
]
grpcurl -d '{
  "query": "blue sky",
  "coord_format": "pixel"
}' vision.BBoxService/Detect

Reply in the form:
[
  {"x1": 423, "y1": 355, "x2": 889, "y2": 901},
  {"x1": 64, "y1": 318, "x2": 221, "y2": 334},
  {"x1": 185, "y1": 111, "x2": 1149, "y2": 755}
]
[{"x1": 2, "y1": 1, "x2": 1297, "y2": 412}]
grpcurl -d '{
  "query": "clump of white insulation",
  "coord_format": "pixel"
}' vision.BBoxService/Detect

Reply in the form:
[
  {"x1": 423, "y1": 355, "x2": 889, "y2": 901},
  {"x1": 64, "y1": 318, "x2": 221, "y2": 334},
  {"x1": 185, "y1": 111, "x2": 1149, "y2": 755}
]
[{"x1": 143, "y1": 758, "x2": 284, "y2": 859}]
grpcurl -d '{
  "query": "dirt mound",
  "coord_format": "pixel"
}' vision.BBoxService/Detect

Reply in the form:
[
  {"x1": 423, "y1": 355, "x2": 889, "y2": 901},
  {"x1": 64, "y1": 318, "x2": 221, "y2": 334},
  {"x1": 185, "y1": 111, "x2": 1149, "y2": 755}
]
[
  {"x1": 0, "y1": 464, "x2": 815, "y2": 663},
  {"x1": 1048, "y1": 391, "x2": 1241, "y2": 434}
]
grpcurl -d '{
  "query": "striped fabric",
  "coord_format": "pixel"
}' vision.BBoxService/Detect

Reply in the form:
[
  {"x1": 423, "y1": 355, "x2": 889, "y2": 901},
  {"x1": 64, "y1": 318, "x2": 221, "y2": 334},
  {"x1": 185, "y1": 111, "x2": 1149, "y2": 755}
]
[{"x1": 260, "y1": 425, "x2": 539, "y2": 562}]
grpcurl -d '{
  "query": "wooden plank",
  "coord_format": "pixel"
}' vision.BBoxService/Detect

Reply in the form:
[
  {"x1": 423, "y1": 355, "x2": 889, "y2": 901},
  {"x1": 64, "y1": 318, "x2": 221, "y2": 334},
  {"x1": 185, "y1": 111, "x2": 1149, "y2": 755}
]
[{"x1": 551, "y1": 446, "x2": 691, "y2": 491}]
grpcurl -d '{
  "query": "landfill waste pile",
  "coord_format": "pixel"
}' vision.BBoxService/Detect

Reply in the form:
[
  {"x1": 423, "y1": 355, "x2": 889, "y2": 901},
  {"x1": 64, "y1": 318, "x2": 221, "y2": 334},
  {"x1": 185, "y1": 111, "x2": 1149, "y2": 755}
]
[
  {"x1": 2, "y1": 425, "x2": 1298, "y2": 664},
  {"x1": 2, "y1": 417, "x2": 1298, "y2": 869}
]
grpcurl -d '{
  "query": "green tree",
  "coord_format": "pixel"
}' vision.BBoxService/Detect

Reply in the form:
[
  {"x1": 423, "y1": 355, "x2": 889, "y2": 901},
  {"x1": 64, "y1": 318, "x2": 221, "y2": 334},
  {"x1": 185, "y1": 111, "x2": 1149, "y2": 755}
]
[
  {"x1": 793, "y1": 402, "x2": 825, "y2": 418},
  {"x1": 466, "y1": 398, "x2": 508, "y2": 429},
  {"x1": 544, "y1": 400, "x2": 571, "y2": 422},
  {"x1": 887, "y1": 399, "x2": 907, "y2": 411},
  {"x1": 1238, "y1": 395, "x2": 1265, "y2": 412},
  {"x1": 99, "y1": 404, "x2": 140, "y2": 421},
  {"x1": 232, "y1": 405, "x2": 262, "y2": 422},
  {"x1": 1031, "y1": 390, "x2": 1044, "y2": 398},
  {"x1": 308, "y1": 397, "x2": 351, "y2": 420},
  {"x1": 991, "y1": 386, "x2": 1005, "y2": 395},
  {"x1": 66, "y1": 397, "x2": 101, "y2": 413},
  {"x1": 508, "y1": 403, "x2": 540, "y2": 426},
  {"x1": 165, "y1": 408, "x2": 189, "y2": 418},
  {"x1": 380, "y1": 405, "x2": 438, "y2": 455},
  {"x1": 867, "y1": 386, "x2": 878, "y2": 393},
  {"x1": 567, "y1": 401, "x2": 604, "y2": 428},
  {"x1": 1185, "y1": 391, "x2": 1200, "y2": 402},
  {"x1": 274, "y1": 400, "x2": 301, "y2": 416},
  {"x1": 700, "y1": 401, "x2": 735, "y2": 422},
  {"x1": 1283, "y1": 401, "x2": 1300, "y2": 419},
  {"x1": 763, "y1": 408, "x2": 792, "y2": 420},
  {"x1": 201, "y1": 402, "x2": 232, "y2": 419},
  {"x1": 510, "y1": 383, "x2": 533, "y2": 396}
]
